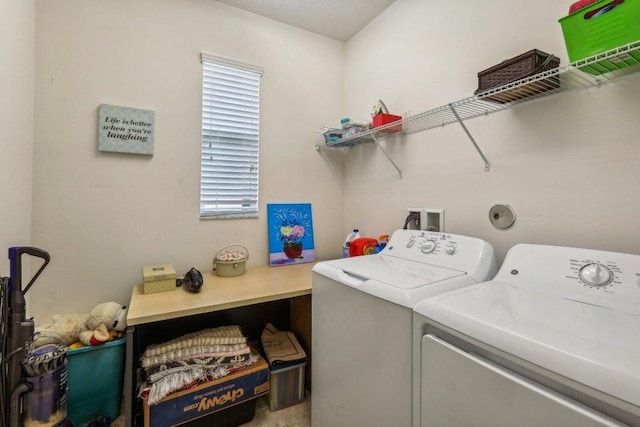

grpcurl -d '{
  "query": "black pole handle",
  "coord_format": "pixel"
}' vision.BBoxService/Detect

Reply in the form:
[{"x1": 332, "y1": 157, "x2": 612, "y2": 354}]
[
  {"x1": 21, "y1": 247, "x2": 50, "y2": 295},
  {"x1": 9, "y1": 247, "x2": 51, "y2": 295}
]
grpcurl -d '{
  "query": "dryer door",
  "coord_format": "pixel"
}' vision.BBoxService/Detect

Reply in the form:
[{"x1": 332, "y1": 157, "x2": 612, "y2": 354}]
[{"x1": 420, "y1": 334, "x2": 622, "y2": 427}]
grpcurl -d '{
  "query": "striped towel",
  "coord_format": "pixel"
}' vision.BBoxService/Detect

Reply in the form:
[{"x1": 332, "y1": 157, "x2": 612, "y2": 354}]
[{"x1": 140, "y1": 325, "x2": 248, "y2": 368}]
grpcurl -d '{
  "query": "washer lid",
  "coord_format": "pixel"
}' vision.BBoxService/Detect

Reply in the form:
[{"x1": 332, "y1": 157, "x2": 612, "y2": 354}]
[
  {"x1": 314, "y1": 254, "x2": 471, "y2": 308},
  {"x1": 414, "y1": 281, "x2": 640, "y2": 408},
  {"x1": 324, "y1": 254, "x2": 465, "y2": 289}
]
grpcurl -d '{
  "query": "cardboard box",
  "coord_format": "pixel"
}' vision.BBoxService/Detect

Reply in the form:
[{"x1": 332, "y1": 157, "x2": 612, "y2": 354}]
[
  {"x1": 142, "y1": 264, "x2": 176, "y2": 294},
  {"x1": 144, "y1": 354, "x2": 269, "y2": 427},
  {"x1": 372, "y1": 113, "x2": 402, "y2": 133}
]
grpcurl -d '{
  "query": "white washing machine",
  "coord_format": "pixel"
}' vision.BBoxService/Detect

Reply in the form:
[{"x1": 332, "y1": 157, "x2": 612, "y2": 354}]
[
  {"x1": 312, "y1": 229, "x2": 497, "y2": 427},
  {"x1": 413, "y1": 243, "x2": 640, "y2": 427}
]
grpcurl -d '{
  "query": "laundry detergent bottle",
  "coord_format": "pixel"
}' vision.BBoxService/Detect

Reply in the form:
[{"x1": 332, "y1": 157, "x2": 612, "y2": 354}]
[{"x1": 343, "y1": 229, "x2": 360, "y2": 258}]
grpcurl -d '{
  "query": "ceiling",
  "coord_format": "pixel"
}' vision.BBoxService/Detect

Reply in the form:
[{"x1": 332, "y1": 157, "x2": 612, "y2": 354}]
[{"x1": 216, "y1": 0, "x2": 396, "y2": 42}]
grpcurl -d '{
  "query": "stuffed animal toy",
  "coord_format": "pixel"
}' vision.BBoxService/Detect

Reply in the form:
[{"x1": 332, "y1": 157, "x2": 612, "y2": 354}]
[
  {"x1": 79, "y1": 302, "x2": 128, "y2": 346},
  {"x1": 34, "y1": 301, "x2": 128, "y2": 349},
  {"x1": 33, "y1": 313, "x2": 91, "y2": 348}
]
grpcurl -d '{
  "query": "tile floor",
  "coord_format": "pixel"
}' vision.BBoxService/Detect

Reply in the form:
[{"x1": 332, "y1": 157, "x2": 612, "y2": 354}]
[
  {"x1": 110, "y1": 392, "x2": 310, "y2": 426},
  {"x1": 242, "y1": 392, "x2": 310, "y2": 427}
]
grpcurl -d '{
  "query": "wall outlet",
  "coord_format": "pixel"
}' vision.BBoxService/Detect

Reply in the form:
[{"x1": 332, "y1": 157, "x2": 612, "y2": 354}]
[{"x1": 407, "y1": 208, "x2": 445, "y2": 231}]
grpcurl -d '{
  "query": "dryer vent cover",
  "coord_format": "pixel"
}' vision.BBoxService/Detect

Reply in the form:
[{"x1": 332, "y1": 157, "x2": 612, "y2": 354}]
[{"x1": 489, "y1": 204, "x2": 516, "y2": 230}]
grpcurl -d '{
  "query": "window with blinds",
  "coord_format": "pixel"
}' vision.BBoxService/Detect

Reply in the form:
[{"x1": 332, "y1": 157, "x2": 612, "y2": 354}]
[{"x1": 200, "y1": 53, "x2": 262, "y2": 219}]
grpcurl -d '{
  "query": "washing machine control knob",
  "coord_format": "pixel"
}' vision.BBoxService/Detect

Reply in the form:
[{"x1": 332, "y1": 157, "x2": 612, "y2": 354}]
[
  {"x1": 445, "y1": 245, "x2": 455, "y2": 255},
  {"x1": 421, "y1": 240, "x2": 437, "y2": 254},
  {"x1": 579, "y1": 262, "x2": 613, "y2": 287}
]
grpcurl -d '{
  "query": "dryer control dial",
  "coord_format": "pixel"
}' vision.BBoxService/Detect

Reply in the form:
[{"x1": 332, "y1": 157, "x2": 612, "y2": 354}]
[
  {"x1": 445, "y1": 245, "x2": 456, "y2": 255},
  {"x1": 579, "y1": 262, "x2": 613, "y2": 287},
  {"x1": 421, "y1": 240, "x2": 437, "y2": 254}
]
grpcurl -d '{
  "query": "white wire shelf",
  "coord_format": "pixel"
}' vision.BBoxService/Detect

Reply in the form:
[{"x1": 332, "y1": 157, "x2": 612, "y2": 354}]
[{"x1": 316, "y1": 40, "x2": 640, "y2": 176}]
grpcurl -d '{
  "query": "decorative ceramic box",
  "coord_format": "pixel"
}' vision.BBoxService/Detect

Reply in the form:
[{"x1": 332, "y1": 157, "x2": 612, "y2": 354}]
[
  {"x1": 142, "y1": 264, "x2": 176, "y2": 294},
  {"x1": 213, "y1": 245, "x2": 249, "y2": 277}
]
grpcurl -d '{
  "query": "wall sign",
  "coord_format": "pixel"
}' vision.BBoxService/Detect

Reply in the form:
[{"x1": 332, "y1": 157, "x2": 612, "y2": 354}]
[{"x1": 98, "y1": 104, "x2": 155, "y2": 155}]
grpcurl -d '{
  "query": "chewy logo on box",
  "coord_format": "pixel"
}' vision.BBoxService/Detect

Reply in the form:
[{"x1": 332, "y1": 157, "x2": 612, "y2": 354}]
[{"x1": 183, "y1": 384, "x2": 245, "y2": 414}]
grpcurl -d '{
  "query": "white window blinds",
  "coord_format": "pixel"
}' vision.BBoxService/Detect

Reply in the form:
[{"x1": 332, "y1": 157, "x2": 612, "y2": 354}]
[{"x1": 200, "y1": 53, "x2": 262, "y2": 219}]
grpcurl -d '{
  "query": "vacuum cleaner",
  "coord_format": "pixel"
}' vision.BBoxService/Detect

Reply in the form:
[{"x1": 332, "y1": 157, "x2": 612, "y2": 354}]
[{"x1": 1, "y1": 247, "x2": 72, "y2": 427}]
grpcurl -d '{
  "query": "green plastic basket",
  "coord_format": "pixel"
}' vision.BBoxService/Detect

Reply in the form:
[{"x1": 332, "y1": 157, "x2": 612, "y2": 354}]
[
  {"x1": 559, "y1": 0, "x2": 640, "y2": 74},
  {"x1": 66, "y1": 337, "x2": 126, "y2": 426}
]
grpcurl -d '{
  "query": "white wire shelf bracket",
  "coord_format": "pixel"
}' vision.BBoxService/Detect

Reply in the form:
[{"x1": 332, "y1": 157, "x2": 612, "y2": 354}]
[
  {"x1": 316, "y1": 40, "x2": 640, "y2": 175},
  {"x1": 371, "y1": 133, "x2": 402, "y2": 179}
]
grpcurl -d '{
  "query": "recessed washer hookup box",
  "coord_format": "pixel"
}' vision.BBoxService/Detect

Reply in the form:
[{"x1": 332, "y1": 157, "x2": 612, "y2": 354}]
[{"x1": 143, "y1": 353, "x2": 269, "y2": 427}]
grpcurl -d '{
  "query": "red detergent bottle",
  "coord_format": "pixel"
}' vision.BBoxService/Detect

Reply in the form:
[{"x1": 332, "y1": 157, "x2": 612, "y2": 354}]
[{"x1": 348, "y1": 237, "x2": 378, "y2": 257}]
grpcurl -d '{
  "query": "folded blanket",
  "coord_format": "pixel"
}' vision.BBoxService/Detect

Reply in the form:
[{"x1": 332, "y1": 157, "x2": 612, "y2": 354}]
[
  {"x1": 144, "y1": 351, "x2": 252, "y2": 377},
  {"x1": 141, "y1": 352, "x2": 258, "y2": 405},
  {"x1": 141, "y1": 343, "x2": 248, "y2": 368},
  {"x1": 142, "y1": 325, "x2": 247, "y2": 357},
  {"x1": 140, "y1": 325, "x2": 251, "y2": 368},
  {"x1": 260, "y1": 323, "x2": 307, "y2": 369},
  {"x1": 139, "y1": 325, "x2": 258, "y2": 404}
]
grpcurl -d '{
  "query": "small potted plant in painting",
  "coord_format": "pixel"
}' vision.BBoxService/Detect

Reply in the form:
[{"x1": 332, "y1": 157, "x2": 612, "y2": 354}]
[{"x1": 279, "y1": 221, "x2": 305, "y2": 259}]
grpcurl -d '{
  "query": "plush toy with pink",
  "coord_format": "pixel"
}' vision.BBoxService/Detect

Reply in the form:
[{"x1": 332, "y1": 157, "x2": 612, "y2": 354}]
[{"x1": 33, "y1": 301, "x2": 128, "y2": 349}]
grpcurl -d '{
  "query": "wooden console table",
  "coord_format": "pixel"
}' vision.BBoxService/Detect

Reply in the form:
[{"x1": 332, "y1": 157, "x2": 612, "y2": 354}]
[{"x1": 123, "y1": 262, "x2": 315, "y2": 426}]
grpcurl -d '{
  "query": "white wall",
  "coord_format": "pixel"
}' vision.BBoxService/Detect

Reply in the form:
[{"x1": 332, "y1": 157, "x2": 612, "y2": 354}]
[
  {"x1": 31, "y1": 0, "x2": 344, "y2": 320},
  {"x1": 0, "y1": 1, "x2": 35, "y2": 276},
  {"x1": 344, "y1": 0, "x2": 640, "y2": 262}
]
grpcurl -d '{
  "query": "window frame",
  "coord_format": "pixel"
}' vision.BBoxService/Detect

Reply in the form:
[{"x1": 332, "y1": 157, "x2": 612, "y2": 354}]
[{"x1": 199, "y1": 53, "x2": 263, "y2": 219}]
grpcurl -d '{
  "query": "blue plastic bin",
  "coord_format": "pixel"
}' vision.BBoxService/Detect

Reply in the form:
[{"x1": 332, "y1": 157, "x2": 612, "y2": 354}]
[{"x1": 66, "y1": 337, "x2": 126, "y2": 426}]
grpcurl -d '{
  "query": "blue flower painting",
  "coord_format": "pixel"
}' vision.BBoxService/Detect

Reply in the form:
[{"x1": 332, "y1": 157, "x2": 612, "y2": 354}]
[{"x1": 267, "y1": 203, "x2": 315, "y2": 266}]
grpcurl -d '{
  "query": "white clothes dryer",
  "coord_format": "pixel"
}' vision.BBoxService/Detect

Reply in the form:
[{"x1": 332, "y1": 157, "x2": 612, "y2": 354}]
[
  {"x1": 413, "y1": 243, "x2": 640, "y2": 426},
  {"x1": 312, "y1": 229, "x2": 497, "y2": 427}
]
